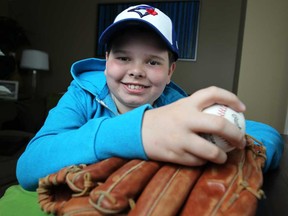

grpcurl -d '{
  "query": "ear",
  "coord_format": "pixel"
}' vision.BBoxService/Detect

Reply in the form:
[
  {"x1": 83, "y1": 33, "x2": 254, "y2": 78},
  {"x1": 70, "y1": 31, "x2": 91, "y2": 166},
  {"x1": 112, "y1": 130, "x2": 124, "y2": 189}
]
[{"x1": 167, "y1": 62, "x2": 176, "y2": 84}]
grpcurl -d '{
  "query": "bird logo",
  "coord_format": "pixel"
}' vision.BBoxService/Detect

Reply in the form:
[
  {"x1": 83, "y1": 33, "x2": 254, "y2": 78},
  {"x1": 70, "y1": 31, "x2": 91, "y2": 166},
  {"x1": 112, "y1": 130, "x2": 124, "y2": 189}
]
[{"x1": 128, "y1": 5, "x2": 158, "y2": 18}]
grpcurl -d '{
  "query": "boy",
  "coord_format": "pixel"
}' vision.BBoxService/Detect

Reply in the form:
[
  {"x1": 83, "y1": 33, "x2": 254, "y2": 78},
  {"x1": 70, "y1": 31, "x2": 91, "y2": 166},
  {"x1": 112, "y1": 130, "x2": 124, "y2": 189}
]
[{"x1": 16, "y1": 4, "x2": 283, "y2": 192}]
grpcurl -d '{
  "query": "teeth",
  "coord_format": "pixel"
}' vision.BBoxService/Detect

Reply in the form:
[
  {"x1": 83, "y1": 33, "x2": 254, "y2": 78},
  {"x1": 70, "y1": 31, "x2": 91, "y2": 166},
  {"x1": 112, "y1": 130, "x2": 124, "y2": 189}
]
[{"x1": 127, "y1": 84, "x2": 144, "y2": 90}]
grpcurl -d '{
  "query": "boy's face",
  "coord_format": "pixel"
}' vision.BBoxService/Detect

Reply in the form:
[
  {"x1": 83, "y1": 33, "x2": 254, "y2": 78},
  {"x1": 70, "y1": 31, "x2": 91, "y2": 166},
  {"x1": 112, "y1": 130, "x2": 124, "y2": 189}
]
[{"x1": 105, "y1": 29, "x2": 176, "y2": 113}]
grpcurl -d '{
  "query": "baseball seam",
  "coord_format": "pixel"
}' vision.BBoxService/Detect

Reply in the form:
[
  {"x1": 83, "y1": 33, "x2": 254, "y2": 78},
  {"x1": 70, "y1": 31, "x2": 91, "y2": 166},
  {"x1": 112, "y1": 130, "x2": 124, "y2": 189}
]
[{"x1": 217, "y1": 105, "x2": 227, "y2": 117}]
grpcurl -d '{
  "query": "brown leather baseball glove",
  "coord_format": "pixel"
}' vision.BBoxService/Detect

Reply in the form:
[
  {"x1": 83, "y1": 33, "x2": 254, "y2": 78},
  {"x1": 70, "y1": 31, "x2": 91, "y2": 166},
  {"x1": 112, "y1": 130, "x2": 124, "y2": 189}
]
[{"x1": 37, "y1": 135, "x2": 266, "y2": 216}]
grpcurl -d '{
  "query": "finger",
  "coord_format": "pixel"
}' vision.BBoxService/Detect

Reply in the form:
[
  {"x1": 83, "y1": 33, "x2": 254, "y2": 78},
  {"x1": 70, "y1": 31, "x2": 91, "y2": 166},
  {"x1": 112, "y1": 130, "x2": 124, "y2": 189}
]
[
  {"x1": 167, "y1": 151, "x2": 207, "y2": 167},
  {"x1": 146, "y1": 144, "x2": 207, "y2": 167},
  {"x1": 183, "y1": 133, "x2": 228, "y2": 164},
  {"x1": 191, "y1": 114, "x2": 246, "y2": 149},
  {"x1": 190, "y1": 86, "x2": 246, "y2": 112}
]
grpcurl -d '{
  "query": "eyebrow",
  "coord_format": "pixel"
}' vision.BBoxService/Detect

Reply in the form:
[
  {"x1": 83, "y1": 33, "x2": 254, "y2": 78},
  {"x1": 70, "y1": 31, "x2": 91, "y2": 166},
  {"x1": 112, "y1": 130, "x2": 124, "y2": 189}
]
[
  {"x1": 111, "y1": 48, "x2": 166, "y2": 62},
  {"x1": 111, "y1": 48, "x2": 127, "y2": 54}
]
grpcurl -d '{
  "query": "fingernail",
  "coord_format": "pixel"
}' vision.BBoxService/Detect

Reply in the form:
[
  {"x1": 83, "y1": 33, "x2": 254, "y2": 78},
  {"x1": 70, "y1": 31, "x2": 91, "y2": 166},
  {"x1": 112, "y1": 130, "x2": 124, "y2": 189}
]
[{"x1": 240, "y1": 102, "x2": 246, "y2": 112}]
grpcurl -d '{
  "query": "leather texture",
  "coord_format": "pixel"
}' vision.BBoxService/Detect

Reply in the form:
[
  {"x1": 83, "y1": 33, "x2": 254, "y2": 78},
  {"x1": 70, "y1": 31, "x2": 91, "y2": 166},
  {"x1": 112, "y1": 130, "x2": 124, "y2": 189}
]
[
  {"x1": 37, "y1": 135, "x2": 266, "y2": 216},
  {"x1": 179, "y1": 135, "x2": 266, "y2": 216}
]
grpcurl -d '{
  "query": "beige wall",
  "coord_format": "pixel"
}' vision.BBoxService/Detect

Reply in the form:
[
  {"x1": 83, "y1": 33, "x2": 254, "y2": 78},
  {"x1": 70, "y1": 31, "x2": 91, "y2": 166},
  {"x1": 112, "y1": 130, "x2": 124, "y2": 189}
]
[
  {"x1": 238, "y1": 0, "x2": 288, "y2": 133},
  {"x1": 285, "y1": 106, "x2": 288, "y2": 134}
]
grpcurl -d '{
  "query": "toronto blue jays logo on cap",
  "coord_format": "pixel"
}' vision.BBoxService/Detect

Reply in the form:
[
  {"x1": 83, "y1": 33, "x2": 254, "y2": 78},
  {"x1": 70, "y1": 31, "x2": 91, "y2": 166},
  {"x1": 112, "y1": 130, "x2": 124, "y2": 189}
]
[{"x1": 127, "y1": 5, "x2": 158, "y2": 18}]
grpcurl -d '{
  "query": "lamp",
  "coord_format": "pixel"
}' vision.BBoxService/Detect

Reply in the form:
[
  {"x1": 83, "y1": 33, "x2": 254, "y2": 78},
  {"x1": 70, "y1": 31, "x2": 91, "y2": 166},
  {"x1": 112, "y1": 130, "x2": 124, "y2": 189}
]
[{"x1": 20, "y1": 49, "x2": 49, "y2": 97}]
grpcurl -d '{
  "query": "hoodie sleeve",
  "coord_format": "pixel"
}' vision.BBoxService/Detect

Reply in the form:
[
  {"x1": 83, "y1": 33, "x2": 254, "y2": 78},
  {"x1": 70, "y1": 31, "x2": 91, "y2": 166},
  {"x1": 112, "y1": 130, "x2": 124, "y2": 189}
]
[
  {"x1": 245, "y1": 120, "x2": 284, "y2": 173},
  {"x1": 16, "y1": 82, "x2": 150, "y2": 191}
]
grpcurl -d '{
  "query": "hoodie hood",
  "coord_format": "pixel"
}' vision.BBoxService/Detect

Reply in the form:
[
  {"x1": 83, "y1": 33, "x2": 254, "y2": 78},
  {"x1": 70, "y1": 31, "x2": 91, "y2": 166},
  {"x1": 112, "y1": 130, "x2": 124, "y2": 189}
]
[{"x1": 71, "y1": 58, "x2": 108, "y2": 100}]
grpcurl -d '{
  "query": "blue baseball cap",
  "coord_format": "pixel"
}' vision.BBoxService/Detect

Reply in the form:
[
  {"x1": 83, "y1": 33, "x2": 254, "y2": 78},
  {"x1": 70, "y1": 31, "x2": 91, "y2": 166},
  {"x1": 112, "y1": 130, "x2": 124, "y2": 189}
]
[{"x1": 99, "y1": 4, "x2": 179, "y2": 60}]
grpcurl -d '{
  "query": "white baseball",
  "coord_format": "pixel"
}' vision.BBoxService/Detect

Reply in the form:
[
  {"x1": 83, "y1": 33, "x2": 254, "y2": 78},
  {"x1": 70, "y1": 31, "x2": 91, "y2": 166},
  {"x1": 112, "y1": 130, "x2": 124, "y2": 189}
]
[{"x1": 201, "y1": 104, "x2": 246, "y2": 152}]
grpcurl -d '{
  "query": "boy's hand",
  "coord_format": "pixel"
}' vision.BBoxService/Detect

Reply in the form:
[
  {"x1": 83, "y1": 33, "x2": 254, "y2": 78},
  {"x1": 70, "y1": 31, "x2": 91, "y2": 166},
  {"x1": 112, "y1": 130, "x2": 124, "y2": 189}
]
[{"x1": 142, "y1": 86, "x2": 246, "y2": 166}]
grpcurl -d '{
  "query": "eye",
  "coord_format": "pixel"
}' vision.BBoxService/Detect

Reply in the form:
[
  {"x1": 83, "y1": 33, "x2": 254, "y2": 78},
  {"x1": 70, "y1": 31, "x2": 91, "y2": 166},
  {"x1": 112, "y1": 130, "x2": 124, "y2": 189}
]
[
  {"x1": 148, "y1": 60, "x2": 160, "y2": 66},
  {"x1": 117, "y1": 56, "x2": 130, "y2": 62}
]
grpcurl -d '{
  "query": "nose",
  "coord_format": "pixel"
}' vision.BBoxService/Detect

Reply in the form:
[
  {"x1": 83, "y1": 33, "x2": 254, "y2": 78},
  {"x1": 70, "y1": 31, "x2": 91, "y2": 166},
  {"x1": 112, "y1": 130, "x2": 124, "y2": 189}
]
[{"x1": 128, "y1": 63, "x2": 145, "y2": 78}]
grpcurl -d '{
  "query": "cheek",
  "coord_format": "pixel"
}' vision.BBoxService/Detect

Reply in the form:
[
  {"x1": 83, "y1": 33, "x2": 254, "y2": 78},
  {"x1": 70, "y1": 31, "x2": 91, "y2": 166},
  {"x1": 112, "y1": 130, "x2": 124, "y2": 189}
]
[
  {"x1": 149, "y1": 70, "x2": 171, "y2": 86},
  {"x1": 105, "y1": 61, "x2": 123, "y2": 81}
]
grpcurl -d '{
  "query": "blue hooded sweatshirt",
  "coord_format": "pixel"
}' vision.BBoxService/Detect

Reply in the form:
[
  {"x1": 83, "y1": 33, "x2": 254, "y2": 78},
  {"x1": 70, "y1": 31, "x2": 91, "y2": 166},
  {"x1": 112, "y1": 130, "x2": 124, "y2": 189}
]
[{"x1": 16, "y1": 58, "x2": 284, "y2": 191}]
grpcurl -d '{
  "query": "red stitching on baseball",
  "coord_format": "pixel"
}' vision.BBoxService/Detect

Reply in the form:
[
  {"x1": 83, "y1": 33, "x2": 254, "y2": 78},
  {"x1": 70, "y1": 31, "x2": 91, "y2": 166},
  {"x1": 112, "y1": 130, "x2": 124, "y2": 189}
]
[{"x1": 217, "y1": 105, "x2": 227, "y2": 117}]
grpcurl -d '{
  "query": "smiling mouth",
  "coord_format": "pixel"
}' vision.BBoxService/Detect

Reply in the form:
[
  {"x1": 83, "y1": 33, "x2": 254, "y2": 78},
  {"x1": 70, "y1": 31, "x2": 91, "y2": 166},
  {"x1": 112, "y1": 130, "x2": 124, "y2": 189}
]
[
  {"x1": 128, "y1": 84, "x2": 144, "y2": 90},
  {"x1": 124, "y1": 83, "x2": 150, "y2": 90}
]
